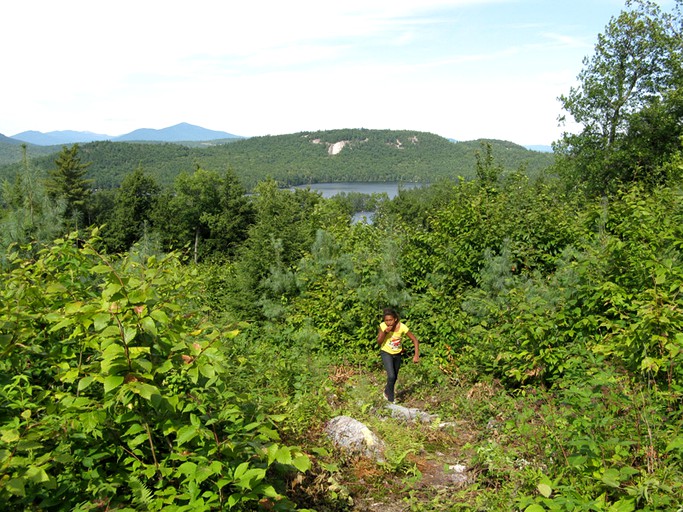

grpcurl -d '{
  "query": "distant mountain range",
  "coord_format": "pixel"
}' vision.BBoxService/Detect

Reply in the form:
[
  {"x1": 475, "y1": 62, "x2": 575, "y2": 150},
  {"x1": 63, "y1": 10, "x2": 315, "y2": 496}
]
[
  {"x1": 8, "y1": 122, "x2": 242, "y2": 146},
  {"x1": 4, "y1": 123, "x2": 552, "y2": 152}
]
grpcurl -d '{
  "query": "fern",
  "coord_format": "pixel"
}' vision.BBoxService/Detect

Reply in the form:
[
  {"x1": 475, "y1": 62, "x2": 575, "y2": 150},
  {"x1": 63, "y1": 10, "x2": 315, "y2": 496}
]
[{"x1": 128, "y1": 475, "x2": 153, "y2": 507}]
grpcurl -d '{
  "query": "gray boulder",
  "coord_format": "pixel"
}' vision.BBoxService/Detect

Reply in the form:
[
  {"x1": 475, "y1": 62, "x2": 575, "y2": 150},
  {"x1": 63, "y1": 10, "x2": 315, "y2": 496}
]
[{"x1": 325, "y1": 415, "x2": 385, "y2": 461}]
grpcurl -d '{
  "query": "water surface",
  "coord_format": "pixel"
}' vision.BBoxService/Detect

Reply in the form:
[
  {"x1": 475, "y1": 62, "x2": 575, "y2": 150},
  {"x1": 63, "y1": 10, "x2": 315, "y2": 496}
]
[{"x1": 292, "y1": 182, "x2": 423, "y2": 199}]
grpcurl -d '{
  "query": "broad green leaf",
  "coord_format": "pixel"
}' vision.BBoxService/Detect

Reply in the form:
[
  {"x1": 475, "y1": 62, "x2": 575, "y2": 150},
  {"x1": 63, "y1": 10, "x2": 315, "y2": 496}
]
[
  {"x1": 274, "y1": 446, "x2": 292, "y2": 465},
  {"x1": 129, "y1": 289, "x2": 149, "y2": 304},
  {"x1": 195, "y1": 464, "x2": 215, "y2": 483},
  {"x1": 266, "y1": 444, "x2": 278, "y2": 465},
  {"x1": 187, "y1": 366, "x2": 199, "y2": 384},
  {"x1": 49, "y1": 317, "x2": 75, "y2": 332},
  {"x1": 178, "y1": 461, "x2": 198, "y2": 477},
  {"x1": 93, "y1": 312, "x2": 111, "y2": 331},
  {"x1": 601, "y1": 468, "x2": 621, "y2": 488},
  {"x1": 132, "y1": 382, "x2": 159, "y2": 401},
  {"x1": 261, "y1": 485, "x2": 280, "y2": 498},
  {"x1": 610, "y1": 498, "x2": 636, "y2": 512},
  {"x1": 537, "y1": 483, "x2": 552, "y2": 498},
  {"x1": 64, "y1": 301, "x2": 84, "y2": 315},
  {"x1": 102, "y1": 342, "x2": 125, "y2": 358},
  {"x1": 103, "y1": 282, "x2": 123, "y2": 299},
  {"x1": 123, "y1": 326, "x2": 138, "y2": 344},
  {"x1": 141, "y1": 316, "x2": 157, "y2": 336},
  {"x1": 102, "y1": 344, "x2": 126, "y2": 374},
  {"x1": 150, "y1": 309, "x2": 170, "y2": 324},
  {"x1": 176, "y1": 425, "x2": 199, "y2": 446},
  {"x1": 46, "y1": 282, "x2": 67, "y2": 294},
  {"x1": 60, "y1": 368, "x2": 79, "y2": 384},
  {"x1": 100, "y1": 325, "x2": 121, "y2": 339},
  {"x1": 1, "y1": 429, "x2": 20, "y2": 443},
  {"x1": 124, "y1": 423, "x2": 146, "y2": 436},
  {"x1": 134, "y1": 357, "x2": 153, "y2": 373},
  {"x1": 666, "y1": 436, "x2": 683, "y2": 452},
  {"x1": 216, "y1": 478, "x2": 231, "y2": 490},
  {"x1": 128, "y1": 433, "x2": 150, "y2": 448},
  {"x1": 128, "y1": 346, "x2": 151, "y2": 357},
  {"x1": 524, "y1": 505, "x2": 545, "y2": 512},
  {"x1": 233, "y1": 461, "x2": 250, "y2": 480},
  {"x1": 156, "y1": 360, "x2": 174, "y2": 374},
  {"x1": 198, "y1": 363, "x2": 216, "y2": 379},
  {"x1": 103, "y1": 375, "x2": 124, "y2": 393},
  {"x1": 320, "y1": 462, "x2": 339, "y2": 472},
  {"x1": 0, "y1": 334, "x2": 12, "y2": 349},
  {"x1": 25, "y1": 465, "x2": 52, "y2": 484},
  {"x1": 18, "y1": 440, "x2": 43, "y2": 451},
  {"x1": 292, "y1": 454, "x2": 311, "y2": 472},
  {"x1": 6, "y1": 477, "x2": 26, "y2": 497},
  {"x1": 237, "y1": 468, "x2": 266, "y2": 489}
]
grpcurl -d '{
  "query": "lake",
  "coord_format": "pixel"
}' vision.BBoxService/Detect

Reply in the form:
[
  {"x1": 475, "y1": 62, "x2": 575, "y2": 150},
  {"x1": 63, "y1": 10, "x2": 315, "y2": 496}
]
[
  {"x1": 291, "y1": 181, "x2": 424, "y2": 199},
  {"x1": 290, "y1": 182, "x2": 427, "y2": 223}
]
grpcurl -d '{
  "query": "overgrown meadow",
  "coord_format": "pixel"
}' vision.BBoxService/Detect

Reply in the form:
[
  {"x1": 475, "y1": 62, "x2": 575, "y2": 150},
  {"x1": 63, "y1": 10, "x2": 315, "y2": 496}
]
[
  {"x1": 2, "y1": 1, "x2": 683, "y2": 507},
  {"x1": 3, "y1": 164, "x2": 683, "y2": 510}
]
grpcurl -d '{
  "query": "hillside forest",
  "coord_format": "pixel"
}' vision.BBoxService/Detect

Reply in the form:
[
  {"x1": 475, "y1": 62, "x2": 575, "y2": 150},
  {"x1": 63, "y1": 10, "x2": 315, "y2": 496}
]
[
  {"x1": 0, "y1": 130, "x2": 554, "y2": 190},
  {"x1": 2, "y1": 1, "x2": 683, "y2": 510}
]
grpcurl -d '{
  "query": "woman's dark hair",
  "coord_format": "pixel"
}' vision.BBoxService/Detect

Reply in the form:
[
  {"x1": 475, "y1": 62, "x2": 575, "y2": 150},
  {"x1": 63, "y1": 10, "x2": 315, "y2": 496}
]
[{"x1": 382, "y1": 308, "x2": 400, "y2": 321}]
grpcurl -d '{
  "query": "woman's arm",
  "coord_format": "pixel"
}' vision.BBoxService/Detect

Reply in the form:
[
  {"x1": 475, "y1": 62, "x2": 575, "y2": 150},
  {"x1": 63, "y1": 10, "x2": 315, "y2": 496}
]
[
  {"x1": 377, "y1": 325, "x2": 391, "y2": 346},
  {"x1": 407, "y1": 331, "x2": 420, "y2": 363}
]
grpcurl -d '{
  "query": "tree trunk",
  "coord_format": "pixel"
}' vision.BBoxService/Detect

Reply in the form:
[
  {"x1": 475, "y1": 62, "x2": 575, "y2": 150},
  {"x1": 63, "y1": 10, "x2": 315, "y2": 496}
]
[{"x1": 194, "y1": 227, "x2": 200, "y2": 264}]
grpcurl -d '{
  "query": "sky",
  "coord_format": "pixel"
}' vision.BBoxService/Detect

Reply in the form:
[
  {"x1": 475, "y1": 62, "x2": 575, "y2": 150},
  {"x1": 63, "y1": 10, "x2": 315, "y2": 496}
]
[{"x1": 2, "y1": 0, "x2": 676, "y2": 146}]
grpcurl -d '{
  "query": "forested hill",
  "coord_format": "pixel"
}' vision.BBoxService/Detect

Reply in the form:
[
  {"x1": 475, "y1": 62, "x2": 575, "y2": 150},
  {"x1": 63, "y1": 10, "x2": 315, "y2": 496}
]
[
  {"x1": 0, "y1": 128, "x2": 554, "y2": 189},
  {"x1": 0, "y1": 136, "x2": 58, "y2": 164}
]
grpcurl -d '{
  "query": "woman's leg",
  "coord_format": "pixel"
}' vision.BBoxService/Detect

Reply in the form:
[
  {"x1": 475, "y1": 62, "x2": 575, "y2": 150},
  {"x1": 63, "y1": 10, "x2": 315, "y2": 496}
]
[{"x1": 381, "y1": 351, "x2": 402, "y2": 402}]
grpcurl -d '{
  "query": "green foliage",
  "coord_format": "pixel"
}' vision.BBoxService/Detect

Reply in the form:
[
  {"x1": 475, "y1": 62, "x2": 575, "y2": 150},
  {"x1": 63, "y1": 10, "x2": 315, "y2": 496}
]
[
  {"x1": 0, "y1": 137, "x2": 59, "y2": 166},
  {"x1": 283, "y1": 224, "x2": 411, "y2": 354},
  {"x1": 0, "y1": 146, "x2": 65, "y2": 258},
  {"x1": 153, "y1": 167, "x2": 254, "y2": 263},
  {"x1": 574, "y1": 184, "x2": 683, "y2": 386},
  {"x1": 223, "y1": 181, "x2": 322, "y2": 320},
  {"x1": 0, "y1": 131, "x2": 554, "y2": 192},
  {"x1": 475, "y1": 141, "x2": 505, "y2": 188},
  {"x1": 46, "y1": 144, "x2": 92, "y2": 227},
  {"x1": 101, "y1": 167, "x2": 161, "y2": 253},
  {"x1": 5, "y1": 86, "x2": 683, "y2": 509},
  {"x1": 0, "y1": 229, "x2": 310, "y2": 510},
  {"x1": 556, "y1": 0, "x2": 683, "y2": 194},
  {"x1": 397, "y1": 175, "x2": 586, "y2": 299}
]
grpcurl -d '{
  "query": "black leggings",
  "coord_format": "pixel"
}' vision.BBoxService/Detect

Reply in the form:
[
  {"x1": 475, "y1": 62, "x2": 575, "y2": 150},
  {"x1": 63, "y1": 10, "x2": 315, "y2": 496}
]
[{"x1": 381, "y1": 351, "x2": 402, "y2": 402}]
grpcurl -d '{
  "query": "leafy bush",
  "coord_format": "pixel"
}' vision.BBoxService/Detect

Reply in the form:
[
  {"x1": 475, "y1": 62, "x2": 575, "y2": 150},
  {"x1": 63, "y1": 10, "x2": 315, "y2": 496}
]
[{"x1": 0, "y1": 230, "x2": 310, "y2": 510}]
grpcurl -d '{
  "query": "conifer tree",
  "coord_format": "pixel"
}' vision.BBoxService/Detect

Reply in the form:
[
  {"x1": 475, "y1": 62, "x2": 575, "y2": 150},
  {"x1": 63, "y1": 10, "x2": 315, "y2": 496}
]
[
  {"x1": 103, "y1": 167, "x2": 161, "y2": 253},
  {"x1": 1, "y1": 145, "x2": 64, "y2": 257},
  {"x1": 46, "y1": 144, "x2": 93, "y2": 227}
]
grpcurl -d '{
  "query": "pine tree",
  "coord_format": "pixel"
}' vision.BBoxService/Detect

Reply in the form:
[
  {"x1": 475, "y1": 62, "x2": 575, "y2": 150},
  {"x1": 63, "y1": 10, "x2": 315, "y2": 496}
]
[
  {"x1": 46, "y1": 144, "x2": 93, "y2": 228},
  {"x1": 103, "y1": 167, "x2": 161, "y2": 253},
  {"x1": 1, "y1": 145, "x2": 65, "y2": 258}
]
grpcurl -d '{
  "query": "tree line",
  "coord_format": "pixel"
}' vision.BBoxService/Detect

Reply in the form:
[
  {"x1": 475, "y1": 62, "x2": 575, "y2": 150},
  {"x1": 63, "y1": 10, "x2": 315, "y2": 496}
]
[{"x1": 0, "y1": 130, "x2": 554, "y2": 191}]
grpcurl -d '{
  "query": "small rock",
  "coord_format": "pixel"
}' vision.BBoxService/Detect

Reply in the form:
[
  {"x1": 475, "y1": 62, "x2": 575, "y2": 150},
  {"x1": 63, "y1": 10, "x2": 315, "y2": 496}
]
[
  {"x1": 448, "y1": 464, "x2": 471, "y2": 486},
  {"x1": 385, "y1": 403, "x2": 439, "y2": 423}
]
